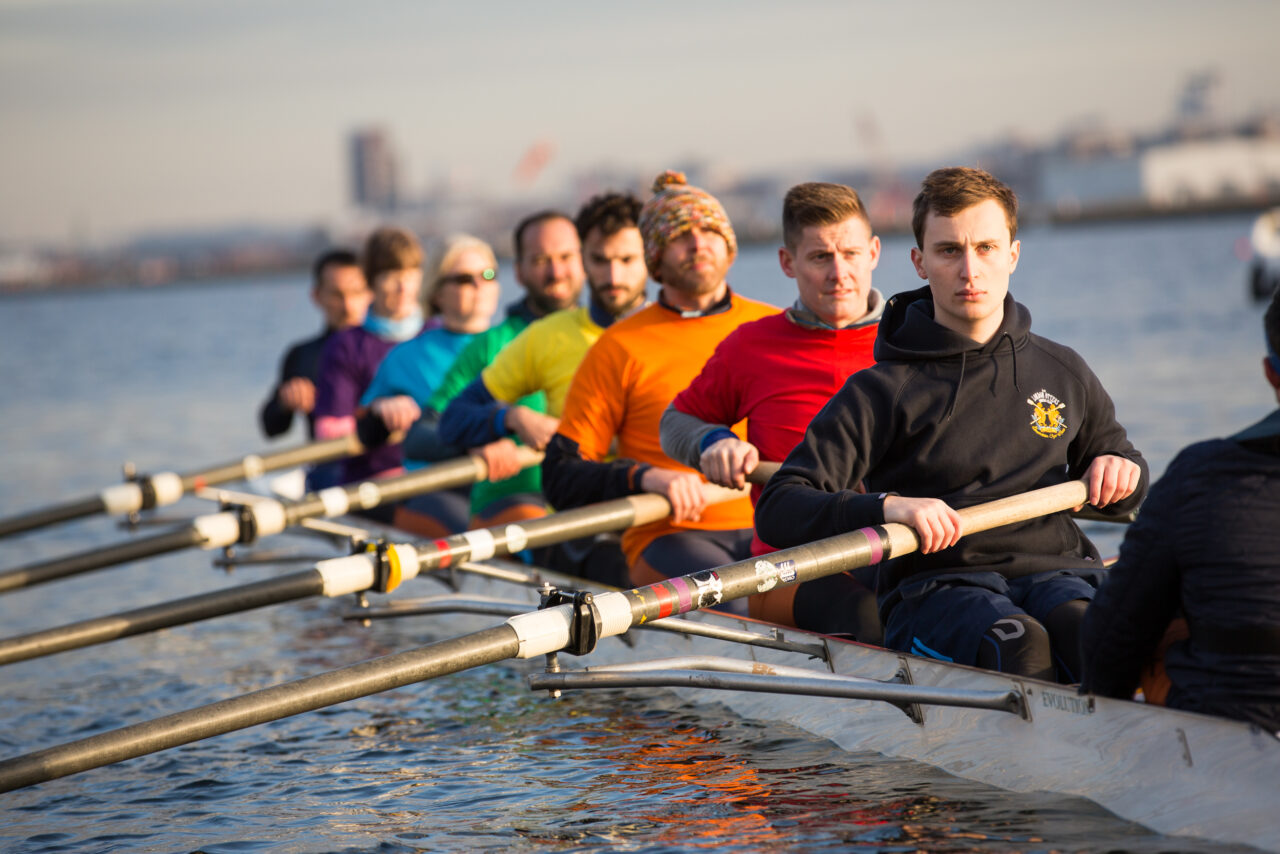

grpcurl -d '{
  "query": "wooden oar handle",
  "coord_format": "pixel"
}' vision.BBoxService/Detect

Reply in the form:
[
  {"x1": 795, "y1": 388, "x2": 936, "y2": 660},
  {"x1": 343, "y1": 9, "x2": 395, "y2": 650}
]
[
  {"x1": 746, "y1": 461, "x2": 780, "y2": 485},
  {"x1": 957, "y1": 480, "x2": 1087, "y2": 535}
]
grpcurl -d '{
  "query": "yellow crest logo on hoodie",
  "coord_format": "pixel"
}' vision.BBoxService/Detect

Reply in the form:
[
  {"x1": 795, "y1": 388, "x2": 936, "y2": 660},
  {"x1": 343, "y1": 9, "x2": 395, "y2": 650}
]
[{"x1": 1028, "y1": 389, "x2": 1067, "y2": 439}]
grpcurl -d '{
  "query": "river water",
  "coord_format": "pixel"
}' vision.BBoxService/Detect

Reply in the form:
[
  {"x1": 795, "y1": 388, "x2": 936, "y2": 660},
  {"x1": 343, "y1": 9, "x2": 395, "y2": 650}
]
[{"x1": 0, "y1": 215, "x2": 1269, "y2": 852}]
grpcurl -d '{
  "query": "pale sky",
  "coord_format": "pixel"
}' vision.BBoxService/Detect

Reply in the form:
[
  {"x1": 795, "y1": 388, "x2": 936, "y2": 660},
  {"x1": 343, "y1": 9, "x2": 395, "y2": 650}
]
[{"x1": 1, "y1": 0, "x2": 1276, "y2": 247}]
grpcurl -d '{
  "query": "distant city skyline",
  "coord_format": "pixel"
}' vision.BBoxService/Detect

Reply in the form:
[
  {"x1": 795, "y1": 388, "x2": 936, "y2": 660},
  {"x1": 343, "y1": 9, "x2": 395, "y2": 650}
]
[{"x1": 1, "y1": 0, "x2": 1276, "y2": 247}]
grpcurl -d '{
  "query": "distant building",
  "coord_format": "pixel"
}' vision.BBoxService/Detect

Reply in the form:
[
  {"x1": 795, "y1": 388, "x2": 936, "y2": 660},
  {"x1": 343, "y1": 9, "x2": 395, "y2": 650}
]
[
  {"x1": 1040, "y1": 133, "x2": 1280, "y2": 216},
  {"x1": 1144, "y1": 137, "x2": 1280, "y2": 206},
  {"x1": 350, "y1": 128, "x2": 400, "y2": 212}
]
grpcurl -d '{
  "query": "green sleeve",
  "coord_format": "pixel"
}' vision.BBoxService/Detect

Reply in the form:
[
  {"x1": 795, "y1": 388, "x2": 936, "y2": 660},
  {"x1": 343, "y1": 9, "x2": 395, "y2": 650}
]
[{"x1": 422, "y1": 317, "x2": 548, "y2": 516}]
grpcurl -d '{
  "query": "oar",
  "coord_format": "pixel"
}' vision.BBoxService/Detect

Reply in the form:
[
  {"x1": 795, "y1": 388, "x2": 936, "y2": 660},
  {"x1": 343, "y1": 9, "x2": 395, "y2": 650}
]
[
  {"x1": 0, "y1": 448, "x2": 543, "y2": 595},
  {"x1": 0, "y1": 479, "x2": 1085, "y2": 793},
  {"x1": 0, "y1": 484, "x2": 746, "y2": 666},
  {"x1": 0, "y1": 435, "x2": 369, "y2": 540}
]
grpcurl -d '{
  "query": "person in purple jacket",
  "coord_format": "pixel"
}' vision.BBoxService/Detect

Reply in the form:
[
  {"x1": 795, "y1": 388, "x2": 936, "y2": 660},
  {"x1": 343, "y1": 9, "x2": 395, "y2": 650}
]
[{"x1": 312, "y1": 226, "x2": 425, "y2": 501}]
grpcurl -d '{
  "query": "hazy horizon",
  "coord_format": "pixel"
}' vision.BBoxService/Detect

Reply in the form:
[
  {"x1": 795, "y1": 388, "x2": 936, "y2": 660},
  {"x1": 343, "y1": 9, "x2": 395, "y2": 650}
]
[{"x1": 2, "y1": 0, "x2": 1276, "y2": 247}]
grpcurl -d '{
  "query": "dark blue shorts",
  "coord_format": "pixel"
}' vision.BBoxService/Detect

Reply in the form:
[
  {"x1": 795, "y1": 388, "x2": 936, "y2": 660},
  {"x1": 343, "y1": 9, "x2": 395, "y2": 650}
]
[{"x1": 883, "y1": 569, "x2": 1102, "y2": 666}]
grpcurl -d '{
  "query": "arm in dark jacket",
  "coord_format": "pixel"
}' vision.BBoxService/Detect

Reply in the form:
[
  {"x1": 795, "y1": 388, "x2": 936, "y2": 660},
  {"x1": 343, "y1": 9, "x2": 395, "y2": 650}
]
[
  {"x1": 438, "y1": 377, "x2": 509, "y2": 449},
  {"x1": 1065, "y1": 354, "x2": 1150, "y2": 518},
  {"x1": 754, "y1": 379, "x2": 890, "y2": 549},
  {"x1": 541, "y1": 433, "x2": 650, "y2": 510},
  {"x1": 259, "y1": 342, "x2": 308, "y2": 438},
  {"x1": 401, "y1": 408, "x2": 465, "y2": 464}
]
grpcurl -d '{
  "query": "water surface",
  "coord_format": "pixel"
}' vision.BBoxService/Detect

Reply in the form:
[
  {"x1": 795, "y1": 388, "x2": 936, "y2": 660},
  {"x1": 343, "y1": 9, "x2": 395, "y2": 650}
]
[{"x1": 0, "y1": 215, "x2": 1269, "y2": 852}]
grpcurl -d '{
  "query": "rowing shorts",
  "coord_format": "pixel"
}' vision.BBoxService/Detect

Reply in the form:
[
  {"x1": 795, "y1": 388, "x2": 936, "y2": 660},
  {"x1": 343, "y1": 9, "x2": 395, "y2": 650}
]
[{"x1": 883, "y1": 569, "x2": 1103, "y2": 666}]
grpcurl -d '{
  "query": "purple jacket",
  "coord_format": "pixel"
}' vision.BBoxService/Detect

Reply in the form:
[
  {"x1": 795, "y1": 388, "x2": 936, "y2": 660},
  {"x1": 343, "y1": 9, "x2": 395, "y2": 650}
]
[{"x1": 313, "y1": 326, "x2": 403, "y2": 485}]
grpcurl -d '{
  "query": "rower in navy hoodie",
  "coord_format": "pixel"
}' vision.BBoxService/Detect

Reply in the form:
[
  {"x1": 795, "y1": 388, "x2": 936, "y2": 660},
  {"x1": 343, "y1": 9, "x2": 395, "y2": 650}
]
[{"x1": 755, "y1": 167, "x2": 1148, "y2": 684}]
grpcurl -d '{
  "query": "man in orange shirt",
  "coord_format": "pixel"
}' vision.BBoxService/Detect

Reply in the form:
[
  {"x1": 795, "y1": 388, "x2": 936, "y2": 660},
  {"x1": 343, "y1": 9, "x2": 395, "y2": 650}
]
[{"x1": 542, "y1": 171, "x2": 776, "y2": 606}]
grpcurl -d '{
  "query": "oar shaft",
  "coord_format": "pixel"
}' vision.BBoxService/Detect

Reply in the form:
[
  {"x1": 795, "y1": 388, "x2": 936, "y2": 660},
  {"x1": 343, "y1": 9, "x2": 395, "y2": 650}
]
[
  {"x1": 0, "y1": 477, "x2": 714, "y2": 664},
  {"x1": 0, "y1": 497, "x2": 107, "y2": 539},
  {"x1": 0, "y1": 571, "x2": 326, "y2": 666},
  {"x1": 0, "y1": 450, "x2": 546, "y2": 596},
  {"x1": 0, "y1": 625, "x2": 520, "y2": 793},
  {"x1": 364, "y1": 485, "x2": 741, "y2": 576},
  {"x1": 0, "y1": 436, "x2": 367, "y2": 542},
  {"x1": 0, "y1": 527, "x2": 205, "y2": 594},
  {"x1": 608, "y1": 480, "x2": 1091, "y2": 629},
  {"x1": 177, "y1": 435, "x2": 363, "y2": 492},
  {"x1": 0, "y1": 480, "x2": 1087, "y2": 794}
]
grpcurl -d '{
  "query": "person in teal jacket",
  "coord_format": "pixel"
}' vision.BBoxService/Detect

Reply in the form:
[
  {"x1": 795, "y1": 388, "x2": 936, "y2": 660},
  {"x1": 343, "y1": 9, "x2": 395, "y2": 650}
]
[{"x1": 404, "y1": 210, "x2": 586, "y2": 529}]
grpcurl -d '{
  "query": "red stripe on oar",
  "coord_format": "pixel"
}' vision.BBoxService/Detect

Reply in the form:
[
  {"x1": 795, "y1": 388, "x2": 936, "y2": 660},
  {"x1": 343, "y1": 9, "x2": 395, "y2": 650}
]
[
  {"x1": 650, "y1": 583, "x2": 675, "y2": 619},
  {"x1": 433, "y1": 539, "x2": 452, "y2": 568}
]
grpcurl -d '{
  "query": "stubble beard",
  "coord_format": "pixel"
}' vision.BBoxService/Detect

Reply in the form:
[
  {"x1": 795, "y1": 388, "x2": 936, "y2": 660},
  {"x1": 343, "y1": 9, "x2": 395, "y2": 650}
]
[{"x1": 664, "y1": 259, "x2": 727, "y2": 297}]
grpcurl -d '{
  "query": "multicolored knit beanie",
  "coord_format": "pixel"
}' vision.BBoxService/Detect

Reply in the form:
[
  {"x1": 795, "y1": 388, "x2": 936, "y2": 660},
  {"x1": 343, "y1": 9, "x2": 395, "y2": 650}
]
[{"x1": 638, "y1": 170, "x2": 737, "y2": 283}]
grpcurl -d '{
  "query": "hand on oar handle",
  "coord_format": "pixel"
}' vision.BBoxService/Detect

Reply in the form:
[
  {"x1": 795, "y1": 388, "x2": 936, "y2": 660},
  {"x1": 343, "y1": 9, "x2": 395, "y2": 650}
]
[
  {"x1": 1080, "y1": 454, "x2": 1143, "y2": 510},
  {"x1": 642, "y1": 467, "x2": 707, "y2": 523},
  {"x1": 699, "y1": 436, "x2": 759, "y2": 490},
  {"x1": 370, "y1": 395, "x2": 422, "y2": 434},
  {"x1": 882, "y1": 495, "x2": 964, "y2": 554},
  {"x1": 471, "y1": 438, "x2": 524, "y2": 482},
  {"x1": 278, "y1": 377, "x2": 316, "y2": 414}
]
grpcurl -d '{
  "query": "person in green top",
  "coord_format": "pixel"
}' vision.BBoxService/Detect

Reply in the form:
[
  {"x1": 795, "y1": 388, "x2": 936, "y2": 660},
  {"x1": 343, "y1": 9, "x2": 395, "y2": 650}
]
[{"x1": 406, "y1": 210, "x2": 586, "y2": 527}]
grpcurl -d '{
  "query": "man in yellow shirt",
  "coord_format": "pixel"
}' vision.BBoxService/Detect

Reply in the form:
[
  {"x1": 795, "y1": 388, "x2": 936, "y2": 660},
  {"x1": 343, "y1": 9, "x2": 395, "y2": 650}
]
[{"x1": 437, "y1": 192, "x2": 648, "y2": 583}]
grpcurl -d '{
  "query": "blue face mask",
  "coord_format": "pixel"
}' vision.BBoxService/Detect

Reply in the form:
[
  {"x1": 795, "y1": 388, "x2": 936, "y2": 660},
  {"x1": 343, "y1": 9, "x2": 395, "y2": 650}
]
[{"x1": 364, "y1": 308, "x2": 423, "y2": 342}]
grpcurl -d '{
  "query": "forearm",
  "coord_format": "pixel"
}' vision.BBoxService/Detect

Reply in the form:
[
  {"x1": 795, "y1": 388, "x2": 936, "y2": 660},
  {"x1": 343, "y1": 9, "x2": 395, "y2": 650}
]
[
  {"x1": 754, "y1": 472, "x2": 887, "y2": 548},
  {"x1": 438, "y1": 378, "x2": 508, "y2": 449},
  {"x1": 354, "y1": 409, "x2": 391, "y2": 449},
  {"x1": 659, "y1": 403, "x2": 731, "y2": 470},
  {"x1": 541, "y1": 433, "x2": 649, "y2": 510},
  {"x1": 402, "y1": 409, "x2": 464, "y2": 464},
  {"x1": 259, "y1": 390, "x2": 294, "y2": 438}
]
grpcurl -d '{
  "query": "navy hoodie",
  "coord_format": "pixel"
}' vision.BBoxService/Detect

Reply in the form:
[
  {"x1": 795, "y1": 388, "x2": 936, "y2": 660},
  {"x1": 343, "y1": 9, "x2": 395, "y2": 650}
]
[{"x1": 754, "y1": 285, "x2": 1148, "y2": 594}]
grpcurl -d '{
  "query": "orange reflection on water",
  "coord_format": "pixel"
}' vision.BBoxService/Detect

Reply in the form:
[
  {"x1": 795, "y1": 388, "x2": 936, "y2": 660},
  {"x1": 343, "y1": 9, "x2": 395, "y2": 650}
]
[{"x1": 604, "y1": 724, "x2": 781, "y2": 848}]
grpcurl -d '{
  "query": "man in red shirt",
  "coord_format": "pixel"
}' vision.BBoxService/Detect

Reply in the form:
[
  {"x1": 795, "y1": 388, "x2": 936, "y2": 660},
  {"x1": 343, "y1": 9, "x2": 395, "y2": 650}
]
[{"x1": 660, "y1": 182, "x2": 884, "y2": 638}]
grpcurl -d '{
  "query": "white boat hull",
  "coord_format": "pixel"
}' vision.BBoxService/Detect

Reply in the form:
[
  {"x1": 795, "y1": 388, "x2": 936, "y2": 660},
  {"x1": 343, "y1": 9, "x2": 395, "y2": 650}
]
[{"x1": 396, "y1": 562, "x2": 1280, "y2": 853}]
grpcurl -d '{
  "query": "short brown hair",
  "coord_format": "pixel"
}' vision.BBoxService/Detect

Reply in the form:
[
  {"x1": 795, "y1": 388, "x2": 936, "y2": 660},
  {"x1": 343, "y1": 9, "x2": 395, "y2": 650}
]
[
  {"x1": 362, "y1": 226, "x2": 424, "y2": 285},
  {"x1": 782, "y1": 182, "x2": 870, "y2": 250},
  {"x1": 911, "y1": 167, "x2": 1018, "y2": 249},
  {"x1": 514, "y1": 210, "x2": 573, "y2": 262}
]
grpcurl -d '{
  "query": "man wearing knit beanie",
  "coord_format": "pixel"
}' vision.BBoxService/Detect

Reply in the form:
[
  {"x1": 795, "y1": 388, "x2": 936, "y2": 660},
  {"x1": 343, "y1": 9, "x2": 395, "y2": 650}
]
[
  {"x1": 542, "y1": 170, "x2": 776, "y2": 612},
  {"x1": 639, "y1": 170, "x2": 738, "y2": 290}
]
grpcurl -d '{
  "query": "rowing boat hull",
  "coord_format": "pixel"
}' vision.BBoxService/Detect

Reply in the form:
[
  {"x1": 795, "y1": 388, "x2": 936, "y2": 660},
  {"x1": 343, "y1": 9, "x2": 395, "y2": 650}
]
[{"x1": 402, "y1": 561, "x2": 1280, "y2": 853}]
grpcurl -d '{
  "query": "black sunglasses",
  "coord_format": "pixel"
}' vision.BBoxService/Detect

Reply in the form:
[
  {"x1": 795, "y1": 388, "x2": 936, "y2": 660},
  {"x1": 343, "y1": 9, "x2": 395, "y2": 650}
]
[{"x1": 437, "y1": 268, "x2": 497, "y2": 287}]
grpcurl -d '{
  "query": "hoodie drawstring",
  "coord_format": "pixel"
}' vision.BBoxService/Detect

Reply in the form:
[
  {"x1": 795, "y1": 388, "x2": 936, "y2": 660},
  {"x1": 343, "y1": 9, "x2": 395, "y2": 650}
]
[
  {"x1": 944, "y1": 334, "x2": 1019, "y2": 421},
  {"x1": 1001, "y1": 331, "x2": 1021, "y2": 392},
  {"x1": 944, "y1": 351, "x2": 967, "y2": 421}
]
